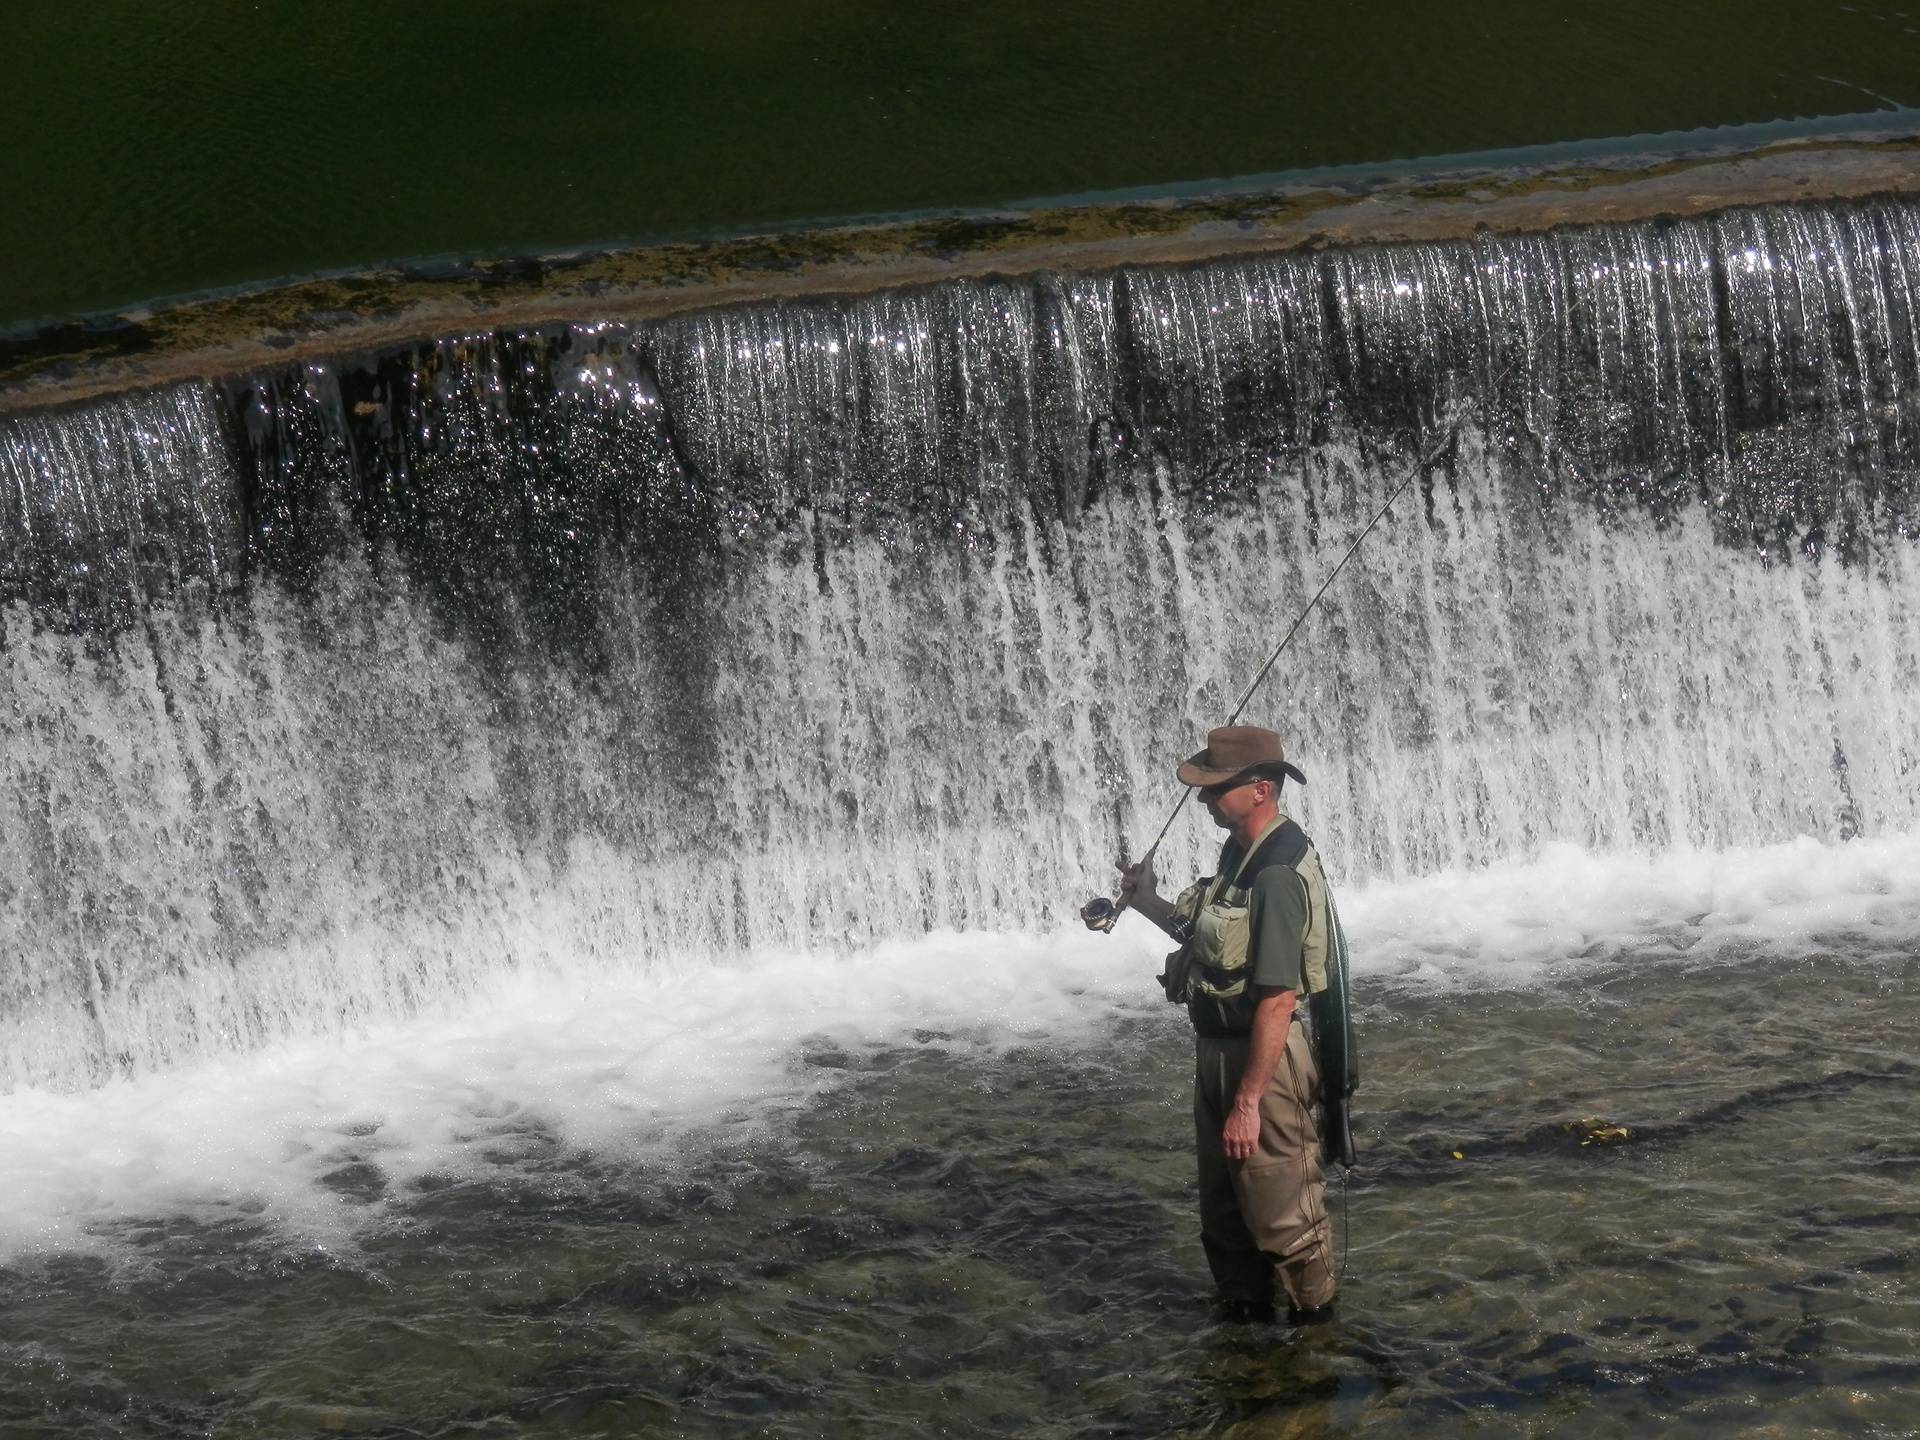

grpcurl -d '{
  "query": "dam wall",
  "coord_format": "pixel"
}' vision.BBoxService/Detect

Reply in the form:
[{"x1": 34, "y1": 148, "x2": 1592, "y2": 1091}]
[{"x1": 4, "y1": 184, "x2": 1918, "y2": 1091}]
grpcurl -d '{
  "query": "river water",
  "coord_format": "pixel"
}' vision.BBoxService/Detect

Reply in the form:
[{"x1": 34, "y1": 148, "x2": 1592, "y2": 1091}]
[
  {"x1": 3, "y1": 837, "x2": 1917, "y2": 1436},
  {"x1": 5, "y1": 197, "x2": 1920, "y2": 1433}
]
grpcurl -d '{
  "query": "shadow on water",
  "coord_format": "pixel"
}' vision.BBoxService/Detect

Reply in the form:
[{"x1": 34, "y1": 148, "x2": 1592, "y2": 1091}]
[{"x1": 1, "y1": 943, "x2": 1916, "y2": 1437}]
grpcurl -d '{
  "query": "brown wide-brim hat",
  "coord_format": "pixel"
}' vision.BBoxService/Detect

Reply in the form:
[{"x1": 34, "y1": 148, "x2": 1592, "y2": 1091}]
[{"x1": 1176, "y1": 725, "x2": 1308, "y2": 788}]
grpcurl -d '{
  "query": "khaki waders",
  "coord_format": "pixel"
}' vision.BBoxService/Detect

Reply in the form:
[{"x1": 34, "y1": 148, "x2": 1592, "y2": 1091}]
[{"x1": 1193, "y1": 1018, "x2": 1336, "y2": 1312}]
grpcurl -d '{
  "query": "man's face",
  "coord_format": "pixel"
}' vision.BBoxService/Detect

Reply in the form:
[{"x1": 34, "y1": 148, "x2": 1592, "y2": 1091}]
[{"x1": 1200, "y1": 776, "x2": 1270, "y2": 830}]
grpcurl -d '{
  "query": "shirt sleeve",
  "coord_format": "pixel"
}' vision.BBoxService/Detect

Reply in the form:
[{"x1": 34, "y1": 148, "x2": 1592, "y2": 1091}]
[{"x1": 1246, "y1": 864, "x2": 1309, "y2": 992}]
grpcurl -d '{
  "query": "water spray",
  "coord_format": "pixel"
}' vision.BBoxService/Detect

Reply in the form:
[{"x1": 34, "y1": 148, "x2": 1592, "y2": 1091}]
[{"x1": 1079, "y1": 442, "x2": 1445, "y2": 932}]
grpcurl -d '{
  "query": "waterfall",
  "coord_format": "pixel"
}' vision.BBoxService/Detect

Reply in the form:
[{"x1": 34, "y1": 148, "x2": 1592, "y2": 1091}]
[{"x1": 5, "y1": 200, "x2": 1919, "y2": 1093}]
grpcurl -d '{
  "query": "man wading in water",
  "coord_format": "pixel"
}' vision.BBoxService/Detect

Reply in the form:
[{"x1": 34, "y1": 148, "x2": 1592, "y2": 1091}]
[{"x1": 1116, "y1": 725, "x2": 1340, "y2": 1325}]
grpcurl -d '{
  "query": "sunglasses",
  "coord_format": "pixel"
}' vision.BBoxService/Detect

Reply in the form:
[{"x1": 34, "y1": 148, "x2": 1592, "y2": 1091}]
[{"x1": 1197, "y1": 775, "x2": 1267, "y2": 800}]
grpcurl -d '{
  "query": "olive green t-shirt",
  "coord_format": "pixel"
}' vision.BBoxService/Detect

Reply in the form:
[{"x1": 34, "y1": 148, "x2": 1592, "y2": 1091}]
[{"x1": 1244, "y1": 863, "x2": 1310, "y2": 992}]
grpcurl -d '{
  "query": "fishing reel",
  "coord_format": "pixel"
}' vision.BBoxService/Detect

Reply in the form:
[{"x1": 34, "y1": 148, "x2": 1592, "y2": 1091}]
[
  {"x1": 1082, "y1": 848, "x2": 1153, "y2": 932},
  {"x1": 1079, "y1": 895, "x2": 1120, "y2": 932}
]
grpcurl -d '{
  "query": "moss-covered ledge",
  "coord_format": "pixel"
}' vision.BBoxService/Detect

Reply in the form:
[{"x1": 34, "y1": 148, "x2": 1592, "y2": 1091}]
[{"x1": 4, "y1": 133, "x2": 1920, "y2": 415}]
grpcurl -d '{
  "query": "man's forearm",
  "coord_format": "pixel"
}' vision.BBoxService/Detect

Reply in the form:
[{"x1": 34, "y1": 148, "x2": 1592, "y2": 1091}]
[
  {"x1": 1219, "y1": 988, "x2": 1296, "y2": 1160},
  {"x1": 1129, "y1": 888, "x2": 1184, "y2": 937},
  {"x1": 1233, "y1": 989, "x2": 1297, "y2": 1112}
]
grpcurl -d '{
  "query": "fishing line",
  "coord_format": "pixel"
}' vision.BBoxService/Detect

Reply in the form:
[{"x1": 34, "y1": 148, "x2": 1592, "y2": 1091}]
[
  {"x1": 1340, "y1": 1166, "x2": 1351, "y2": 1283},
  {"x1": 1086, "y1": 440, "x2": 1445, "y2": 925}
]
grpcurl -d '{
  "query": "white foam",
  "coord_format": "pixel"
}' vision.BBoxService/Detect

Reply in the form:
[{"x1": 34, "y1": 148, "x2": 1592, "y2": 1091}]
[
  {"x1": 4, "y1": 829, "x2": 1918, "y2": 1264},
  {"x1": 1339, "y1": 829, "x2": 1920, "y2": 988},
  {"x1": 0, "y1": 924, "x2": 1161, "y2": 1266}
]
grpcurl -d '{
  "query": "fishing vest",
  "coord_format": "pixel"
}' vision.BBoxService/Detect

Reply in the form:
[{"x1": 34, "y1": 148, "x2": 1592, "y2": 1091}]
[{"x1": 1160, "y1": 815, "x2": 1342, "y2": 1035}]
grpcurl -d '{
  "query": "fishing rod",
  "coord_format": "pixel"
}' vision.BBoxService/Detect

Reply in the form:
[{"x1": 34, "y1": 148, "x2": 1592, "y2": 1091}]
[{"x1": 1079, "y1": 443, "x2": 1444, "y2": 932}]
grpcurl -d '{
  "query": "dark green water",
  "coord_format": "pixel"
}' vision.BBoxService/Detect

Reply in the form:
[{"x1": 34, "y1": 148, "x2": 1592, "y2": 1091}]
[{"x1": 8, "y1": 0, "x2": 1920, "y2": 328}]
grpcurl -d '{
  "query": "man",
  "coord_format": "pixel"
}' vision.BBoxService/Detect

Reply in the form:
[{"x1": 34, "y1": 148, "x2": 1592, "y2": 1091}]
[{"x1": 1116, "y1": 724, "x2": 1340, "y2": 1325}]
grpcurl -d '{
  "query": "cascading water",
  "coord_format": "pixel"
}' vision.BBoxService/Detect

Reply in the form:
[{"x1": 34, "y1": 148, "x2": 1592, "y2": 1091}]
[{"x1": 4, "y1": 200, "x2": 1919, "y2": 1096}]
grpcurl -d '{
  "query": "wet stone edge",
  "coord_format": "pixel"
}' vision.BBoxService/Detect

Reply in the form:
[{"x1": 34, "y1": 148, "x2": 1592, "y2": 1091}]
[{"x1": 3, "y1": 134, "x2": 1920, "y2": 416}]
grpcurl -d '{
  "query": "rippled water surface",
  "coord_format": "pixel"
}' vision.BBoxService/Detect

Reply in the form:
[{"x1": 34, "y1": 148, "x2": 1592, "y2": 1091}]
[
  {"x1": 7, "y1": 0, "x2": 1920, "y2": 325},
  {"x1": 5, "y1": 935, "x2": 1914, "y2": 1438}
]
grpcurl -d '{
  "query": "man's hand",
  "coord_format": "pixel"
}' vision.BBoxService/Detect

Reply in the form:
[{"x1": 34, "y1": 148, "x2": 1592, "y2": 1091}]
[
  {"x1": 1115, "y1": 854, "x2": 1189, "y2": 941},
  {"x1": 1223, "y1": 1098, "x2": 1261, "y2": 1160},
  {"x1": 1116, "y1": 854, "x2": 1159, "y2": 905}
]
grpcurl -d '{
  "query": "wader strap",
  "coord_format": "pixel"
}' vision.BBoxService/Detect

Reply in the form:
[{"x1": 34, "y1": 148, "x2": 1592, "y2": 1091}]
[
  {"x1": 1230, "y1": 818, "x2": 1312, "y2": 893},
  {"x1": 1206, "y1": 817, "x2": 1311, "y2": 905}
]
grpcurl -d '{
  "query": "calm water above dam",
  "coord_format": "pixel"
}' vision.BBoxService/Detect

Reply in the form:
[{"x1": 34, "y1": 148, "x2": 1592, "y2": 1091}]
[{"x1": 7, "y1": 0, "x2": 1920, "y2": 326}]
